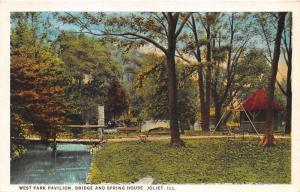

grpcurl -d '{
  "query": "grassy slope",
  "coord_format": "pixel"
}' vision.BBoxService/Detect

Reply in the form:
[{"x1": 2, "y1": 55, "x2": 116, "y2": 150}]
[{"x1": 88, "y1": 138, "x2": 290, "y2": 184}]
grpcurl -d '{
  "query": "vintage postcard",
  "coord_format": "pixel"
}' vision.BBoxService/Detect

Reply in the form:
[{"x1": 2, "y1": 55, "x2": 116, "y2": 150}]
[{"x1": 0, "y1": 0, "x2": 300, "y2": 192}]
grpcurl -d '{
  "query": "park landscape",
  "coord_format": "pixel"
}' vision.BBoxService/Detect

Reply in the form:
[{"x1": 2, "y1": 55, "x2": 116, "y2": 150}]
[{"x1": 10, "y1": 12, "x2": 291, "y2": 184}]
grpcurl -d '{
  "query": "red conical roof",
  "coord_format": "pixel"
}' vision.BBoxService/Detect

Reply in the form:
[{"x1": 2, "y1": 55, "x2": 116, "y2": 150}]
[{"x1": 241, "y1": 88, "x2": 284, "y2": 111}]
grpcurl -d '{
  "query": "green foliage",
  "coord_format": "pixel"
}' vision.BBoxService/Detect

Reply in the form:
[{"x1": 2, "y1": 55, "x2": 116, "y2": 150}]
[
  {"x1": 105, "y1": 78, "x2": 130, "y2": 119},
  {"x1": 209, "y1": 14, "x2": 270, "y2": 104},
  {"x1": 275, "y1": 79, "x2": 287, "y2": 106},
  {"x1": 10, "y1": 113, "x2": 27, "y2": 160},
  {"x1": 88, "y1": 138, "x2": 290, "y2": 183},
  {"x1": 235, "y1": 47, "x2": 271, "y2": 96},
  {"x1": 134, "y1": 53, "x2": 198, "y2": 128},
  {"x1": 177, "y1": 65, "x2": 199, "y2": 129},
  {"x1": 134, "y1": 54, "x2": 168, "y2": 120},
  {"x1": 11, "y1": 14, "x2": 66, "y2": 142},
  {"x1": 58, "y1": 33, "x2": 122, "y2": 123}
]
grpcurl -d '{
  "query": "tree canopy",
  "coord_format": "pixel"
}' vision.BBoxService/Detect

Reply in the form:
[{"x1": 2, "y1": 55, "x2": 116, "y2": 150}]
[
  {"x1": 58, "y1": 33, "x2": 122, "y2": 123},
  {"x1": 11, "y1": 13, "x2": 66, "y2": 152}
]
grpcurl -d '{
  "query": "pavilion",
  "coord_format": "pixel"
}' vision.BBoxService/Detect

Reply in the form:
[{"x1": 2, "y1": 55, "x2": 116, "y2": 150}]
[{"x1": 240, "y1": 88, "x2": 284, "y2": 133}]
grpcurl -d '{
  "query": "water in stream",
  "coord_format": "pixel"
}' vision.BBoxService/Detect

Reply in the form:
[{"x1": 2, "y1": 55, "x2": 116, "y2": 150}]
[{"x1": 10, "y1": 143, "x2": 92, "y2": 184}]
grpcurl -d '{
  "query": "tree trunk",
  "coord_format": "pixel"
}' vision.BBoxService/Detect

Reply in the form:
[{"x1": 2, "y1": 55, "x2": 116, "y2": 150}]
[
  {"x1": 191, "y1": 15, "x2": 207, "y2": 133},
  {"x1": 285, "y1": 63, "x2": 292, "y2": 134},
  {"x1": 214, "y1": 103, "x2": 222, "y2": 131},
  {"x1": 167, "y1": 14, "x2": 184, "y2": 146},
  {"x1": 211, "y1": 37, "x2": 222, "y2": 132},
  {"x1": 261, "y1": 12, "x2": 287, "y2": 147},
  {"x1": 197, "y1": 66, "x2": 206, "y2": 131},
  {"x1": 203, "y1": 66, "x2": 211, "y2": 132},
  {"x1": 203, "y1": 22, "x2": 212, "y2": 131},
  {"x1": 285, "y1": 21, "x2": 292, "y2": 134}
]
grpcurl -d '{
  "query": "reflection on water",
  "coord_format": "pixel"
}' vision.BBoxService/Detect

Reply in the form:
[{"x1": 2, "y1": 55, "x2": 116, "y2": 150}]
[{"x1": 11, "y1": 143, "x2": 92, "y2": 184}]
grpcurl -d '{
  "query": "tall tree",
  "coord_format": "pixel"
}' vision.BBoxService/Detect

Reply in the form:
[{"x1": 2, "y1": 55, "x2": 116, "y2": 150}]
[
  {"x1": 256, "y1": 13, "x2": 292, "y2": 134},
  {"x1": 203, "y1": 13, "x2": 213, "y2": 131},
  {"x1": 260, "y1": 12, "x2": 287, "y2": 147},
  {"x1": 180, "y1": 13, "x2": 220, "y2": 131},
  {"x1": 181, "y1": 13, "x2": 252, "y2": 130},
  {"x1": 11, "y1": 13, "x2": 66, "y2": 142},
  {"x1": 57, "y1": 12, "x2": 192, "y2": 146},
  {"x1": 211, "y1": 13, "x2": 261, "y2": 127},
  {"x1": 179, "y1": 13, "x2": 273, "y2": 131},
  {"x1": 282, "y1": 13, "x2": 292, "y2": 134},
  {"x1": 190, "y1": 14, "x2": 206, "y2": 131}
]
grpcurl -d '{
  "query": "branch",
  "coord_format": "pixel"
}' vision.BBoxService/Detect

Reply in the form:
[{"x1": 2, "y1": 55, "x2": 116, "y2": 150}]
[
  {"x1": 93, "y1": 32, "x2": 167, "y2": 54},
  {"x1": 282, "y1": 25, "x2": 292, "y2": 67},
  {"x1": 220, "y1": 13, "x2": 236, "y2": 105},
  {"x1": 175, "y1": 49, "x2": 192, "y2": 65},
  {"x1": 281, "y1": 47, "x2": 289, "y2": 65},
  {"x1": 64, "y1": 12, "x2": 91, "y2": 32},
  {"x1": 121, "y1": 33, "x2": 167, "y2": 54},
  {"x1": 231, "y1": 37, "x2": 249, "y2": 69},
  {"x1": 186, "y1": 19, "x2": 194, "y2": 31},
  {"x1": 152, "y1": 12, "x2": 168, "y2": 37},
  {"x1": 260, "y1": 21, "x2": 273, "y2": 63},
  {"x1": 199, "y1": 14, "x2": 208, "y2": 33},
  {"x1": 175, "y1": 13, "x2": 193, "y2": 38},
  {"x1": 180, "y1": 67, "x2": 198, "y2": 82},
  {"x1": 276, "y1": 80, "x2": 287, "y2": 96},
  {"x1": 62, "y1": 12, "x2": 167, "y2": 54},
  {"x1": 162, "y1": 12, "x2": 168, "y2": 21},
  {"x1": 264, "y1": 54, "x2": 272, "y2": 64},
  {"x1": 283, "y1": 27, "x2": 289, "y2": 54},
  {"x1": 191, "y1": 14, "x2": 201, "y2": 62},
  {"x1": 222, "y1": 37, "x2": 248, "y2": 106}
]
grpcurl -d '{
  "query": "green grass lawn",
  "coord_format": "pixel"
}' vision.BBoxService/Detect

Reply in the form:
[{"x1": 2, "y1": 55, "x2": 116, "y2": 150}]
[{"x1": 88, "y1": 138, "x2": 290, "y2": 184}]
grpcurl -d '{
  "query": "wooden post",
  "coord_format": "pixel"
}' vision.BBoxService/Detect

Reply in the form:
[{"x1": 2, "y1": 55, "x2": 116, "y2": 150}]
[
  {"x1": 98, "y1": 128, "x2": 103, "y2": 142},
  {"x1": 98, "y1": 105, "x2": 105, "y2": 126},
  {"x1": 98, "y1": 105, "x2": 105, "y2": 143}
]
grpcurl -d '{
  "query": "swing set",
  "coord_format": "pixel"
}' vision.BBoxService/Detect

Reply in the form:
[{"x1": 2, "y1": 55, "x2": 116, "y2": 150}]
[{"x1": 210, "y1": 99, "x2": 261, "y2": 139}]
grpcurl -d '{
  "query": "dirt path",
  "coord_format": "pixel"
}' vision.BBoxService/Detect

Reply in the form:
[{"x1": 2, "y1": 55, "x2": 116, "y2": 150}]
[
  {"x1": 25, "y1": 134, "x2": 291, "y2": 144},
  {"x1": 106, "y1": 134, "x2": 290, "y2": 143}
]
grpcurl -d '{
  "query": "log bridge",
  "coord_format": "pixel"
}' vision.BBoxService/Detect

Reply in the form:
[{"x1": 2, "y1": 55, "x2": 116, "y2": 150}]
[{"x1": 24, "y1": 125, "x2": 107, "y2": 145}]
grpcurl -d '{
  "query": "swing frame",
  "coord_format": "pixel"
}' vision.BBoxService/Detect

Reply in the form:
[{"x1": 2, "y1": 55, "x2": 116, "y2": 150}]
[{"x1": 210, "y1": 99, "x2": 261, "y2": 138}]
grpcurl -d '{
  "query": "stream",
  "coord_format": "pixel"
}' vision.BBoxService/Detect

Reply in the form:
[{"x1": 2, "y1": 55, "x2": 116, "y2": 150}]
[{"x1": 10, "y1": 143, "x2": 92, "y2": 184}]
